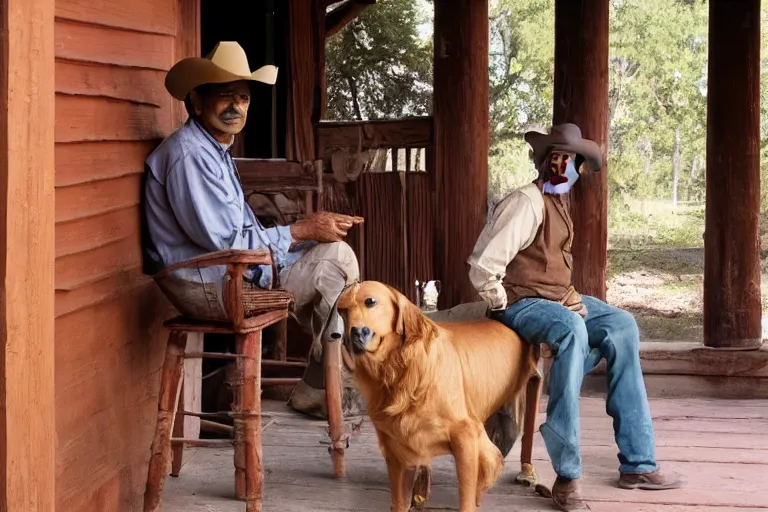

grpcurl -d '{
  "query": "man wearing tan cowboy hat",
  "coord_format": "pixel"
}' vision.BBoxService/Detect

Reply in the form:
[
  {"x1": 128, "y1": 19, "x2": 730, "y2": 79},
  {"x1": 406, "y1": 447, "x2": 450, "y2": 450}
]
[
  {"x1": 468, "y1": 124, "x2": 683, "y2": 511},
  {"x1": 143, "y1": 42, "x2": 365, "y2": 418}
]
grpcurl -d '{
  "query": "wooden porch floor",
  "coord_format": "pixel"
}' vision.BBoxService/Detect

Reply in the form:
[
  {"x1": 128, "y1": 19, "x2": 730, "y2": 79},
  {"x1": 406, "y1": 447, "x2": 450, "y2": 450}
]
[{"x1": 163, "y1": 397, "x2": 768, "y2": 511}]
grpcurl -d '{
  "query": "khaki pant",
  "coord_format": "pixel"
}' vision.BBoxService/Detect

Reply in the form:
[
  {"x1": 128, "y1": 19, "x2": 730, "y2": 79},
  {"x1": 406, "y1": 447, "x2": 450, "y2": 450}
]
[
  {"x1": 280, "y1": 242, "x2": 365, "y2": 418},
  {"x1": 155, "y1": 242, "x2": 363, "y2": 419}
]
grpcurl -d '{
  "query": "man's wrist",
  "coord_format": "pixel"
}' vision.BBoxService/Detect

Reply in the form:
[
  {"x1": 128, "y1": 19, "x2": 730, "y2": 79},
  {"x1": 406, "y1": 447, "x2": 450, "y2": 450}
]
[{"x1": 290, "y1": 221, "x2": 310, "y2": 242}]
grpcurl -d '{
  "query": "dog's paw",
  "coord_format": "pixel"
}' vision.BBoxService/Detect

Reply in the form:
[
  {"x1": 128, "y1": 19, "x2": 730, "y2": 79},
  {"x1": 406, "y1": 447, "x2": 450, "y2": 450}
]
[{"x1": 515, "y1": 463, "x2": 538, "y2": 487}]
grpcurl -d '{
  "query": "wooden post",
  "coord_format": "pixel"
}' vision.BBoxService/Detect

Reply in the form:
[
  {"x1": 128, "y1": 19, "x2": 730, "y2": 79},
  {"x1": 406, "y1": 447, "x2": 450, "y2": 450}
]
[
  {"x1": 286, "y1": 0, "x2": 322, "y2": 161},
  {"x1": 552, "y1": 0, "x2": 610, "y2": 301},
  {"x1": 0, "y1": 0, "x2": 56, "y2": 509},
  {"x1": 173, "y1": 0, "x2": 201, "y2": 127},
  {"x1": 704, "y1": 0, "x2": 762, "y2": 350},
  {"x1": 433, "y1": 0, "x2": 490, "y2": 309}
]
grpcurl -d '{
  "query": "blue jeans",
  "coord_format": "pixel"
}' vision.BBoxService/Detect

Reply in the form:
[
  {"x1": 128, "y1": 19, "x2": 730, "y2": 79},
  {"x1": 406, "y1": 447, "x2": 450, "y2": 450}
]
[{"x1": 493, "y1": 296, "x2": 657, "y2": 479}]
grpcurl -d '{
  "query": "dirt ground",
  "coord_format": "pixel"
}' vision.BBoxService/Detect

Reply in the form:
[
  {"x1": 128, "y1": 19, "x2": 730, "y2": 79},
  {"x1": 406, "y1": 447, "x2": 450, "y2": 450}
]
[
  {"x1": 607, "y1": 245, "x2": 768, "y2": 342},
  {"x1": 607, "y1": 247, "x2": 705, "y2": 341}
]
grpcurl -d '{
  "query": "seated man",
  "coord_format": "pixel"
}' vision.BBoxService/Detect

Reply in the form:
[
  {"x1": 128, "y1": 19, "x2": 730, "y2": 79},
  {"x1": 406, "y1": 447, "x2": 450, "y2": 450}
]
[
  {"x1": 467, "y1": 124, "x2": 683, "y2": 511},
  {"x1": 142, "y1": 41, "x2": 363, "y2": 417}
]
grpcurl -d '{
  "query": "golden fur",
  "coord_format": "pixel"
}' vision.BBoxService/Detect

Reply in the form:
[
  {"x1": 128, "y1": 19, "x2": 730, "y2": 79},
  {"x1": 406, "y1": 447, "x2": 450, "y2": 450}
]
[{"x1": 337, "y1": 281, "x2": 541, "y2": 512}]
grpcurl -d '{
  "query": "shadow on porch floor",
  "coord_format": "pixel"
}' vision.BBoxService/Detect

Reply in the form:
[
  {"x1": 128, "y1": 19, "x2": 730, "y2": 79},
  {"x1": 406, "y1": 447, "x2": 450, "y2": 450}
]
[{"x1": 163, "y1": 397, "x2": 768, "y2": 512}]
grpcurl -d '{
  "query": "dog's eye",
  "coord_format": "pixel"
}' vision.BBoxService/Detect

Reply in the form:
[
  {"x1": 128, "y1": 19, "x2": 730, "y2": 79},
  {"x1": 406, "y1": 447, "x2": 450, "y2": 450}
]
[{"x1": 364, "y1": 297, "x2": 377, "y2": 309}]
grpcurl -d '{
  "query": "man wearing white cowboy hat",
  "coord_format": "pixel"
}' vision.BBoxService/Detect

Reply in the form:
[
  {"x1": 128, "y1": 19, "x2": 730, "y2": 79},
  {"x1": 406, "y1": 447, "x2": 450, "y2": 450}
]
[
  {"x1": 468, "y1": 124, "x2": 684, "y2": 511},
  {"x1": 143, "y1": 41, "x2": 365, "y2": 418}
]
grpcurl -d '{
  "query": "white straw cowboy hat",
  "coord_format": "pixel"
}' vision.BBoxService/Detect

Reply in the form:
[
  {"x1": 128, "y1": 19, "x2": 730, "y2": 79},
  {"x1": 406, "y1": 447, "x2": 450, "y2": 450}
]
[
  {"x1": 525, "y1": 123, "x2": 603, "y2": 173},
  {"x1": 165, "y1": 41, "x2": 278, "y2": 101}
]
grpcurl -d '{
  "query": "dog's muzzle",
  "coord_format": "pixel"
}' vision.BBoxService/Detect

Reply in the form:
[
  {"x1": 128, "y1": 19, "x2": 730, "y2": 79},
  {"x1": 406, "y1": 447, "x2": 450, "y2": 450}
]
[{"x1": 348, "y1": 326, "x2": 373, "y2": 354}]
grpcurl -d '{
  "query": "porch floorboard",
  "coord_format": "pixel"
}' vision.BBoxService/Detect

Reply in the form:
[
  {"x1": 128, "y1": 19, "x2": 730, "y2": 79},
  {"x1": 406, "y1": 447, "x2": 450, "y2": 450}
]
[{"x1": 163, "y1": 397, "x2": 768, "y2": 511}]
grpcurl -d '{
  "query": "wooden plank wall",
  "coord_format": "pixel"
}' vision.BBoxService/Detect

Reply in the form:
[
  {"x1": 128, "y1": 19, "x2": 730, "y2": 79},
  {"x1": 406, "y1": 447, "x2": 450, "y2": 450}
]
[
  {"x1": 352, "y1": 171, "x2": 435, "y2": 302},
  {"x1": 53, "y1": 0, "x2": 192, "y2": 509},
  {"x1": 407, "y1": 172, "x2": 435, "y2": 296}
]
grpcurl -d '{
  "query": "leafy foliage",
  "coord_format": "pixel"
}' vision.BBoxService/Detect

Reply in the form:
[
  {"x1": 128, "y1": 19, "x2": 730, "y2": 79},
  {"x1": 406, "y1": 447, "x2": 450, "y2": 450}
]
[{"x1": 325, "y1": 0, "x2": 433, "y2": 120}]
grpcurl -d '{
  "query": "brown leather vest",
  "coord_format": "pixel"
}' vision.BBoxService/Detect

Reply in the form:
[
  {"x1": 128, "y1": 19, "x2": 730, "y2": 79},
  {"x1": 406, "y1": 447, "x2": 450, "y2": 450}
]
[{"x1": 503, "y1": 193, "x2": 583, "y2": 309}]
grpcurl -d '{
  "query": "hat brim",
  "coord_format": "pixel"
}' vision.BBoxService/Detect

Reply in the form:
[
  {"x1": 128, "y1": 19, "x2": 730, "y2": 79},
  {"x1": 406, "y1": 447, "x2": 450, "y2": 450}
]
[
  {"x1": 525, "y1": 130, "x2": 603, "y2": 173},
  {"x1": 165, "y1": 58, "x2": 278, "y2": 101}
]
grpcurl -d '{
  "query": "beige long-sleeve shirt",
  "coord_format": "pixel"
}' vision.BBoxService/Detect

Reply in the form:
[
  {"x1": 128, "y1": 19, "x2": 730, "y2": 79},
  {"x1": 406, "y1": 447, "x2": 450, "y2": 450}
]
[{"x1": 467, "y1": 183, "x2": 545, "y2": 310}]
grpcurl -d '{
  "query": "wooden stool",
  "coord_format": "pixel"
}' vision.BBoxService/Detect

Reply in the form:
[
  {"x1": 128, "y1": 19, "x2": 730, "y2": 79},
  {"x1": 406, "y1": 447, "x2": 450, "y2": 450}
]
[{"x1": 143, "y1": 249, "x2": 349, "y2": 512}]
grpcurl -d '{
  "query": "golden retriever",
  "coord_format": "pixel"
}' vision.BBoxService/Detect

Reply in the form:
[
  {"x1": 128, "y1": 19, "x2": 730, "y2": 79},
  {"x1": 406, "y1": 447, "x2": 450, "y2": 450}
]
[{"x1": 336, "y1": 281, "x2": 543, "y2": 512}]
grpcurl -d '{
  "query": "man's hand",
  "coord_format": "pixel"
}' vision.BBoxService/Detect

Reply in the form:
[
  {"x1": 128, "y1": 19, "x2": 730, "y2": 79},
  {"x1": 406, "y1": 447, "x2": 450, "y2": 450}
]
[{"x1": 291, "y1": 212, "x2": 364, "y2": 243}]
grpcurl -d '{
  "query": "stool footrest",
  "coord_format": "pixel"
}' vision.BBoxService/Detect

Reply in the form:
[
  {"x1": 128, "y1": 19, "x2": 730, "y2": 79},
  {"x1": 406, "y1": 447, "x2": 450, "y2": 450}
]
[
  {"x1": 262, "y1": 377, "x2": 301, "y2": 386},
  {"x1": 185, "y1": 352, "x2": 240, "y2": 360},
  {"x1": 262, "y1": 359, "x2": 307, "y2": 368},
  {"x1": 171, "y1": 438, "x2": 233, "y2": 448}
]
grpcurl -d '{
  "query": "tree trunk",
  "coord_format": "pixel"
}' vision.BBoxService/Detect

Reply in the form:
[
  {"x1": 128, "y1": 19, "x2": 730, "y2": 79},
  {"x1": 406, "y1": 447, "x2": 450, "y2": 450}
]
[
  {"x1": 345, "y1": 75, "x2": 363, "y2": 121},
  {"x1": 686, "y1": 155, "x2": 700, "y2": 202},
  {"x1": 672, "y1": 127, "x2": 681, "y2": 207}
]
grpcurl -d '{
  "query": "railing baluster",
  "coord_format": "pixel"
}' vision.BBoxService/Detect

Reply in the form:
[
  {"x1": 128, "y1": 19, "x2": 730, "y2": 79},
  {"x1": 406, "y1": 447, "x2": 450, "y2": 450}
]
[{"x1": 405, "y1": 147, "x2": 412, "y2": 173}]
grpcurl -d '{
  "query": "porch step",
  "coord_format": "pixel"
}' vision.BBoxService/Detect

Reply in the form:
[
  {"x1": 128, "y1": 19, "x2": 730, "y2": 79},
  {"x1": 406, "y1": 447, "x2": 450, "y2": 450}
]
[{"x1": 580, "y1": 341, "x2": 768, "y2": 399}]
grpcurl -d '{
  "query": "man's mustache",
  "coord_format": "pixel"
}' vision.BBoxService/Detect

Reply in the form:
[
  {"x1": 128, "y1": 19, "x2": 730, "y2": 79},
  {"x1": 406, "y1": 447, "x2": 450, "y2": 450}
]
[{"x1": 220, "y1": 109, "x2": 243, "y2": 120}]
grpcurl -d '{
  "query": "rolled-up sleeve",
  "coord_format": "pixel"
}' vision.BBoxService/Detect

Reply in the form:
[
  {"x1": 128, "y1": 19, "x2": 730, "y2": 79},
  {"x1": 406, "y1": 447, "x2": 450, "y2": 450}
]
[
  {"x1": 467, "y1": 191, "x2": 542, "y2": 310},
  {"x1": 166, "y1": 152, "x2": 245, "y2": 252}
]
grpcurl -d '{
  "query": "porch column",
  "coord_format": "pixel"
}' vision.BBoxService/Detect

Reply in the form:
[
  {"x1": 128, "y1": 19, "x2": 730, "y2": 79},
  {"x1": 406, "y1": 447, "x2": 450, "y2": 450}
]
[
  {"x1": 433, "y1": 0, "x2": 489, "y2": 308},
  {"x1": 0, "y1": 0, "x2": 56, "y2": 508},
  {"x1": 704, "y1": 0, "x2": 762, "y2": 349},
  {"x1": 552, "y1": 0, "x2": 610, "y2": 300}
]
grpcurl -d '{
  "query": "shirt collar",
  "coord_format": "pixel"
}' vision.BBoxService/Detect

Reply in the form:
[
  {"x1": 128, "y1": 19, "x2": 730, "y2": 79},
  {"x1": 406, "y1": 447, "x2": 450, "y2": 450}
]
[{"x1": 189, "y1": 118, "x2": 233, "y2": 158}]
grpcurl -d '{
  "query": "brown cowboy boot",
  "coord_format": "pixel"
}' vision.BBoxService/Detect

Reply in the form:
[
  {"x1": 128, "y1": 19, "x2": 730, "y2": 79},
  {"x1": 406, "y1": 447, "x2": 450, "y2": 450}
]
[
  {"x1": 551, "y1": 477, "x2": 591, "y2": 511},
  {"x1": 618, "y1": 469, "x2": 685, "y2": 490}
]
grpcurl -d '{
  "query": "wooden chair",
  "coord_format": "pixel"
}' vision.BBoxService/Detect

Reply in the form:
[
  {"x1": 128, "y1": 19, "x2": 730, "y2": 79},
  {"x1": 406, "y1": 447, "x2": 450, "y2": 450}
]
[{"x1": 143, "y1": 249, "x2": 348, "y2": 512}]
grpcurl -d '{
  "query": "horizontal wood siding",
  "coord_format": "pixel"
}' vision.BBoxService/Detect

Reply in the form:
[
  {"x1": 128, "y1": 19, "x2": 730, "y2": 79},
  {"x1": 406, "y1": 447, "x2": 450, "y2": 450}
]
[{"x1": 53, "y1": 0, "x2": 187, "y2": 510}]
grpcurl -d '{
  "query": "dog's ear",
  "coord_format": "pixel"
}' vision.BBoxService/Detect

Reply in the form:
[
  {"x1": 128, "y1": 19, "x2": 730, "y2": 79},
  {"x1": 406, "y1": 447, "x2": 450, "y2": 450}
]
[{"x1": 393, "y1": 287, "x2": 436, "y2": 344}]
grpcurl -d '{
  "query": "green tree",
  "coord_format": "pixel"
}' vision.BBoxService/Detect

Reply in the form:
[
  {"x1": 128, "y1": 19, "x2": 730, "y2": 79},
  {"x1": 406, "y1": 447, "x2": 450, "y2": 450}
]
[
  {"x1": 325, "y1": 0, "x2": 433, "y2": 121},
  {"x1": 608, "y1": 0, "x2": 708, "y2": 205}
]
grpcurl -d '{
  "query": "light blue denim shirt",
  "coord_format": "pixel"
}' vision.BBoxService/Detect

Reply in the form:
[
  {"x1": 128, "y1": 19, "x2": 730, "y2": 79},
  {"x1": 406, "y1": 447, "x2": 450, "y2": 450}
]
[{"x1": 143, "y1": 118, "x2": 308, "y2": 287}]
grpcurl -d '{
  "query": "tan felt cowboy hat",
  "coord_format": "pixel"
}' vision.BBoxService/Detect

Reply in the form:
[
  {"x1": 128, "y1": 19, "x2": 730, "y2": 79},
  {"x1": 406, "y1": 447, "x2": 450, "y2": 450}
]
[
  {"x1": 525, "y1": 123, "x2": 603, "y2": 173},
  {"x1": 165, "y1": 41, "x2": 278, "y2": 101}
]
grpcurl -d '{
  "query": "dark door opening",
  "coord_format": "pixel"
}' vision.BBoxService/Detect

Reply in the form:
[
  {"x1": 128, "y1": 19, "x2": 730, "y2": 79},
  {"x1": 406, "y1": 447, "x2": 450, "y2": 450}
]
[{"x1": 199, "y1": 0, "x2": 288, "y2": 159}]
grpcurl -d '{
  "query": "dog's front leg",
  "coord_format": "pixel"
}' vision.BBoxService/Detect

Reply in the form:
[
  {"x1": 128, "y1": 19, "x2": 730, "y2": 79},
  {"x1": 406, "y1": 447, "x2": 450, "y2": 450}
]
[
  {"x1": 384, "y1": 456, "x2": 415, "y2": 512},
  {"x1": 450, "y1": 421, "x2": 480, "y2": 512}
]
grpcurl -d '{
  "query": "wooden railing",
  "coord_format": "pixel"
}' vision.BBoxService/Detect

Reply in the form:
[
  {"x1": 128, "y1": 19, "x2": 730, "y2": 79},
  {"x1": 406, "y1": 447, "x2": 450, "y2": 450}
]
[{"x1": 315, "y1": 116, "x2": 433, "y2": 156}]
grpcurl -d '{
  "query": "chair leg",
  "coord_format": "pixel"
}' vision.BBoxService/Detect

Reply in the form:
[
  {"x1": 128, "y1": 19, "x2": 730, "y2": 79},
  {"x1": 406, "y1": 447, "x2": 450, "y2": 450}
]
[
  {"x1": 274, "y1": 317, "x2": 288, "y2": 361},
  {"x1": 516, "y1": 372, "x2": 543, "y2": 487},
  {"x1": 170, "y1": 377, "x2": 185, "y2": 477},
  {"x1": 232, "y1": 330, "x2": 264, "y2": 511},
  {"x1": 144, "y1": 330, "x2": 188, "y2": 512},
  {"x1": 324, "y1": 338, "x2": 347, "y2": 478}
]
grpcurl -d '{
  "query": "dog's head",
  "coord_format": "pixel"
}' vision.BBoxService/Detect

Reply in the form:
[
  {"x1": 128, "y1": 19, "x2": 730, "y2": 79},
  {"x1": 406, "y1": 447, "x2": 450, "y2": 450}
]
[
  {"x1": 336, "y1": 281, "x2": 439, "y2": 413},
  {"x1": 336, "y1": 281, "x2": 438, "y2": 358}
]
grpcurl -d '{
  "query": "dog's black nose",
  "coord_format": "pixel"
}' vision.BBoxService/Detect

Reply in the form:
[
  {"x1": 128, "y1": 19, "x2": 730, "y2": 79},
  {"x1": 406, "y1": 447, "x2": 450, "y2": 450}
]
[
  {"x1": 350, "y1": 326, "x2": 370, "y2": 338},
  {"x1": 349, "y1": 326, "x2": 372, "y2": 354}
]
